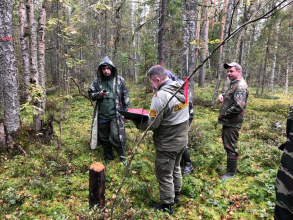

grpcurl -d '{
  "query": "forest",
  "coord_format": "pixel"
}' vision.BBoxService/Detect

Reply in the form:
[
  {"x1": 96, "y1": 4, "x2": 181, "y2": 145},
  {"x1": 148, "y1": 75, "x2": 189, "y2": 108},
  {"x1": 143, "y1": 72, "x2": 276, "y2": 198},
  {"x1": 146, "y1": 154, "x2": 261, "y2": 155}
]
[{"x1": 0, "y1": 0, "x2": 293, "y2": 219}]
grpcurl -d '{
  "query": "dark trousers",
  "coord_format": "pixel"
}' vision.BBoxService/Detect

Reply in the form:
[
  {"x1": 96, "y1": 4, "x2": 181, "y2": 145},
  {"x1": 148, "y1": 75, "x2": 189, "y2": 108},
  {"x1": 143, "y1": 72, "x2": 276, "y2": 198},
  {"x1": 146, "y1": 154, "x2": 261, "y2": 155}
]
[
  {"x1": 222, "y1": 125, "x2": 240, "y2": 159},
  {"x1": 99, "y1": 119, "x2": 125, "y2": 160}
]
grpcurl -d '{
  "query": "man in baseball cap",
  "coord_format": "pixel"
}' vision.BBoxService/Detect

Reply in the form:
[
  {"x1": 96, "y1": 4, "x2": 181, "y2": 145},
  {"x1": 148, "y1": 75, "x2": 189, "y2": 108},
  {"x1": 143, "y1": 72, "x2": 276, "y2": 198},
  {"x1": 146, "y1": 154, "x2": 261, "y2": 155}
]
[{"x1": 218, "y1": 62, "x2": 249, "y2": 180}]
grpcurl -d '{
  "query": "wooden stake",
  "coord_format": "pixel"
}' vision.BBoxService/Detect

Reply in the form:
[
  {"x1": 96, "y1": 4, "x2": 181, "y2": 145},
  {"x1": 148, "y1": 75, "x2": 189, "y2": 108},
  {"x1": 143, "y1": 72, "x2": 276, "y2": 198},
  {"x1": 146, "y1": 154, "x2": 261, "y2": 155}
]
[{"x1": 89, "y1": 162, "x2": 105, "y2": 209}]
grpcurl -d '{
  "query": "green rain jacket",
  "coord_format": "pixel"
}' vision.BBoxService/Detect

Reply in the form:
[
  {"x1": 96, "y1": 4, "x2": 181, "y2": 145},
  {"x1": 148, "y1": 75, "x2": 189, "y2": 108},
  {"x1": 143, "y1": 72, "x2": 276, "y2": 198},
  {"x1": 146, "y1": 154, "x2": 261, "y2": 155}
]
[{"x1": 88, "y1": 56, "x2": 130, "y2": 150}]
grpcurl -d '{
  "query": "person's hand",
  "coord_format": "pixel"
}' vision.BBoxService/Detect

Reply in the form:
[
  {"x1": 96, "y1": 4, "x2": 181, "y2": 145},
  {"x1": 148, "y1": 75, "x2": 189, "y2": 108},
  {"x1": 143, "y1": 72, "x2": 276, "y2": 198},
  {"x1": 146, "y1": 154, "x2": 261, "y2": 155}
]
[
  {"x1": 218, "y1": 94, "x2": 223, "y2": 103},
  {"x1": 99, "y1": 90, "x2": 109, "y2": 97}
]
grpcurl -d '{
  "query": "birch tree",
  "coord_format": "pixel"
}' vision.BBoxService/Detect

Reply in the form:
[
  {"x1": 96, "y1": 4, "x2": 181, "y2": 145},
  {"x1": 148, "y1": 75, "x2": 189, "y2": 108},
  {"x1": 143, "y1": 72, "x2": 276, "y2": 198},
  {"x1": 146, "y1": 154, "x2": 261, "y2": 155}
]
[
  {"x1": 270, "y1": 18, "x2": 280, "y2": 92},
  {"x1": 0, "y1": 0, "x2": 21, "y2": 149},
  {"x1": 19, "y1": 0, "x2": 30, "y2": 102},
  {"x1": 27, "y1": 0, "x2": 42, "y2": 133},
  {"x1": 38, "y1": 4, "x2": 46, "y2": 111},
  {"x1": 284, "y1": 58, "x2": 290, "y2": 94}
]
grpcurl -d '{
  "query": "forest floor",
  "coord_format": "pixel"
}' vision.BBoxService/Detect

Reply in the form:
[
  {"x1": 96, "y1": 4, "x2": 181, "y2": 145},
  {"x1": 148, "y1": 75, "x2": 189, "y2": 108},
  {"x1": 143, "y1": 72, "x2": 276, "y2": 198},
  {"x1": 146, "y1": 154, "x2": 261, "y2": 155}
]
[{"x1": 0, "y1": 81, "x2": 292, "y2": 219}]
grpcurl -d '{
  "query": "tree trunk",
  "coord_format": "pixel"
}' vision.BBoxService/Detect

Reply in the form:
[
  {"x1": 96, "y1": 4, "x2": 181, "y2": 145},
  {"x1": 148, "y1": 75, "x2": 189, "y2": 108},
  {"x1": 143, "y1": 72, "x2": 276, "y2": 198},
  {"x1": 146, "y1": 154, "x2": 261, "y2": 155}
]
[
  {"x1": 103, "y1": 11, "x2": 107, "y2": 55},
  {"x1": 277, "y1": 64, "x2": 281, "y2": 87},
  {"x1": 211, "y1": 0, "x2": 228, "y2": 106},
  {"x1": 19, "y1": 0, "x2": 30, "y2": 103},
  {"x1": 221, "y1": 0, "x2": 235, "y2": 92},
  {"x1": 211, "y1": 0, "x2": 215, "y2": 29},
  {"x1": 97, "y1": 13, "x2": 103, "y2": 65},
  {"x1": 188, "y1": 0, "x2": 197, "y2": 98},
  {"x1": 195, "y1": 6, "x2": 201, "y2": 70},
  {"x1": 0, "y1": 0, "x2": 21, "y2": 149},
  {"x1": 285, "y1": 58, "x2": 289, "y2": 94},
  {"x1": 255, "y1": 63, "x2": 262, "y2": 96},
  {"x1": 158, "y1": 0, "x2": 166, "y2": 64},
  {"x1": 270, "y1": 18, "x2": 280, "y2": 92},
  {"x1": 181, "y1": 0, "x2": 188, "y2": 79},
  {"x1": 27, "y1": 0, "x2": 42, "y2": 133},
  {"x1": 261, "y1": 37, "x2": 269, "y2": 98},
  {"x1": 131, "y1": 1, "x2": 137, "y2": 82},
  {"x1": 113, "y1": 0, "x2": 124, "y2": 59},
  {"x1": 198, "y1": 0, "x2": 210, "y2": 88},
  {"x1": 38, "y1": 4, "x2": 46, "y2": 111}
]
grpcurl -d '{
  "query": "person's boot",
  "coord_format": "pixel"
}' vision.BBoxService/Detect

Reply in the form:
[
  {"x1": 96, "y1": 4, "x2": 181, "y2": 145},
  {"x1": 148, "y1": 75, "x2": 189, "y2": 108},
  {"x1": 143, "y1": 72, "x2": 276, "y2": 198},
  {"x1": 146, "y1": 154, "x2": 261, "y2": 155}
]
[
  {"x1": 182, "y1": 148, "x2": 193, "y2": 174},
  {"x1": 182, "y1": 162, "x2": 193, "y2": 174},
  {"x1": 221, "y1": 158, "x2": 237, "y2": 180},
  {"x1": 116, "y1": 147, "x2": 127, "y2": 166},
  {"x1": 152, "y1": 202, "x2": 174, "y2": 214},
  {"x1": 103, "y1": 145, "x2": 114, "y2": 164},
  {"x1": 174, "y1": 191, "x2": 180, "y2": 203}
]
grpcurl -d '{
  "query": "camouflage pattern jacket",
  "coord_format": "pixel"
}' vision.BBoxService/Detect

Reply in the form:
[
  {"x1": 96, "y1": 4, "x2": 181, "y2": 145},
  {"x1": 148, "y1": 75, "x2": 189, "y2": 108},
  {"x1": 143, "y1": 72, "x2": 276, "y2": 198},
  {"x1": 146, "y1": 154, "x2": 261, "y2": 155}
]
[
  {"x1": 218, "y1": 77, "x2": 249, "y2": 128},
  {"x1": 88, "y1": 56, "x2": 130, "y2": 150},
  {"x1": 274, "y1": 107, "x2": 293, "y2": 219}
]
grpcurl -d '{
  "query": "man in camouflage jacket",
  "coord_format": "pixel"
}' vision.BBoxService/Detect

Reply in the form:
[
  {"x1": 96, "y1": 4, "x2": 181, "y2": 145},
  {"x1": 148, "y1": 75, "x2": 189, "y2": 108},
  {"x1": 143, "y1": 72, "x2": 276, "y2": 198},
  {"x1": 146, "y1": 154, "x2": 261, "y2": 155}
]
[
  {"x1": 218, "y1": 62, "x2": 249, "y2": 180},
  {"x1": 88, "y1": 56, "x2": 130, "y2": 165},
  {"x1": 274, "y1": 106, "x2": 293, "y2": 219}
]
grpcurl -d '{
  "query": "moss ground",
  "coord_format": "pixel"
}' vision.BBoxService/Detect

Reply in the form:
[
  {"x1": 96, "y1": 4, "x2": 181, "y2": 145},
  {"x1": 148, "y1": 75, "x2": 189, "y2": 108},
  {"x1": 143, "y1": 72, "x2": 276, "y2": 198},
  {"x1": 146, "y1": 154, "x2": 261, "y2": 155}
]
[{"x1": 0, "y1": 82, "x2": 292, "y2": 219}]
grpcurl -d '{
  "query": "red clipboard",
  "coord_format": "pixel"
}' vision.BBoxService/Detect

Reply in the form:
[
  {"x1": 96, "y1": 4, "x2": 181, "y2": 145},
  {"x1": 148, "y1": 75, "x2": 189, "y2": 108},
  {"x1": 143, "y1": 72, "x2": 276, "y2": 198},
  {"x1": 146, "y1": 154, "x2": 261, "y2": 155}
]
[{"x1": 117, "y1": 108, "x2": 149, "y2": 121}]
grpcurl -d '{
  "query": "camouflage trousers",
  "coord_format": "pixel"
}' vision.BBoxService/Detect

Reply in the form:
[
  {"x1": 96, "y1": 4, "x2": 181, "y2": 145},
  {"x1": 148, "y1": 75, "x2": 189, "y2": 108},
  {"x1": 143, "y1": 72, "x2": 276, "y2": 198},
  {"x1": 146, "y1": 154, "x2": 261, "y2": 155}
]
[
  {"x1": 155, "y1": 147, "x2": 185, "y2": 204},
  {"x1": 274, "y1": 141, "x2": 293, "y2": 220},
  {"x1": 222, "y1": 125, "x2": 240, "y2": 159},
  {"x1": 99, "y1": 119, "x2": 125, "y2": 160}
]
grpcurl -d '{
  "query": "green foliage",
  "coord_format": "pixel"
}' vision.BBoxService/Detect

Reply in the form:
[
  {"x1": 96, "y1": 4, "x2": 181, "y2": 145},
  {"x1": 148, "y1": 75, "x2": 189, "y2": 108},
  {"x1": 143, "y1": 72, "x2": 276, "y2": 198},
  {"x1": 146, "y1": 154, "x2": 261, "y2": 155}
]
[
  {"x1": 0, "y1": 83, "x2": 287, "y2": 219},
  {"x1": 137, "y1": 35, "x2": 157, "y2": 76},
  {"x1": 20, "y1": 84, "x2": 44, "y2": 115}
]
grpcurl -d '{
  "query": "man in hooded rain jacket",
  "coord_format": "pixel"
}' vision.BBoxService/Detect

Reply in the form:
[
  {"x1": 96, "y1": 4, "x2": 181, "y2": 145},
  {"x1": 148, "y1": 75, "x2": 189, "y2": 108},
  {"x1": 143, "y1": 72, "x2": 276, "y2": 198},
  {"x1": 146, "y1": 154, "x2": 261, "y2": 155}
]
[{"x1": 88, "y1": 56, "x2": 130, "y2": 165}]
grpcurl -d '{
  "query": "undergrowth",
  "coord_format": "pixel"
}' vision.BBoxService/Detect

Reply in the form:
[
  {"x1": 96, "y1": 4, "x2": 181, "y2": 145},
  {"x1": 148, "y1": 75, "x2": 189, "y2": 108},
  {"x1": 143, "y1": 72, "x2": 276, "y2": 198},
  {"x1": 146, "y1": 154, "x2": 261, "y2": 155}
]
[{"x1": 0, "y1": 82, "x2": 291, "y2": 219}]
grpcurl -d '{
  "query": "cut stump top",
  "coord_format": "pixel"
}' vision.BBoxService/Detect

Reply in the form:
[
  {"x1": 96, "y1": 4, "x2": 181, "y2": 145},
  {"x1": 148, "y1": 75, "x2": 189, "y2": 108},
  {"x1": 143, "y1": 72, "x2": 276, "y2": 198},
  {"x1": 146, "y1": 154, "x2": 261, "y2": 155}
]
[{"x1": 90, "y1": 162, "x2": 105, "y2": 172}]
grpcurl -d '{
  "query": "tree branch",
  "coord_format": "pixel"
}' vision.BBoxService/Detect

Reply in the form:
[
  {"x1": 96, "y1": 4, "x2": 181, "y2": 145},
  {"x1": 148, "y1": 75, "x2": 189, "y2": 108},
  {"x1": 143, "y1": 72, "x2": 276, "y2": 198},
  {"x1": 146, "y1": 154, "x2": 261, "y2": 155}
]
[{"x1": 68, "y1": 77, "x2": 94, "y2": 108}]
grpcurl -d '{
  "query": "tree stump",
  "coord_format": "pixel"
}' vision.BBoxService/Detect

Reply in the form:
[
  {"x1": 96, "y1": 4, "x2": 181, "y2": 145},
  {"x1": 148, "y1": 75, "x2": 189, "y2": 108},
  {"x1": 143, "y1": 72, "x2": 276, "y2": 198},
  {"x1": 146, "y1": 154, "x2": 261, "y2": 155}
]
[{"x1": 89, "y1": 162, "x2": 105, "y2": 209}]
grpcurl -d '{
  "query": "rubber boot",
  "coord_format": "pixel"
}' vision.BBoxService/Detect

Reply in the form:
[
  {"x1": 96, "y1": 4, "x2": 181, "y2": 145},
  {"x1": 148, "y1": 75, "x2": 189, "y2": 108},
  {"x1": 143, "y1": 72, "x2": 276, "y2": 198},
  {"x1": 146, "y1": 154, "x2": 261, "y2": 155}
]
[
  {"x1": 182, "y1": 162, "x2": 193, "y2": 174},
  {"x1": 103, "y1": 144, "x2": 114, "y2": 164},
  {"x1": 116, "y1": 147, "x2": 127, "y2": 166},
  {"x1": 182, "y1": 149, "x2": 193, "y2": 174},
  {"x1": 152, "y1": 202, "x2": 174, "y2": 214},
  {"x1": 174, "y1": 191, "x2": 180, "y2": 203},
  {"x1": 221, "y1": 159, "x2": 237, "y2": 180}
]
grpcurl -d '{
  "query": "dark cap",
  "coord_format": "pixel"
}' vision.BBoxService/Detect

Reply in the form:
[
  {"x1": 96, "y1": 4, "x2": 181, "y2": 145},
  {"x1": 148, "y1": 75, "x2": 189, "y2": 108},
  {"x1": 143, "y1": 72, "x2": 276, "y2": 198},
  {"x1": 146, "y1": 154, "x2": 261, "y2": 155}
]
[{"x1": 223, "y1": 62, "x2": 242, "y2": 71}]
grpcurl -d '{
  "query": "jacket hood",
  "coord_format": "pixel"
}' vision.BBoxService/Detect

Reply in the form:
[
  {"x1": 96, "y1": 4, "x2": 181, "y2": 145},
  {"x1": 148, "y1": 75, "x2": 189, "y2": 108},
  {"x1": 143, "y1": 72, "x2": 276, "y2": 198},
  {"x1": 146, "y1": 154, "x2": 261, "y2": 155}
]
[
  {"x1": 160, "y1": 81, "x2": 186, "y2": 103},
  {"x1": 97, "y1": 56, "x2": 117, "y2": 78}
]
